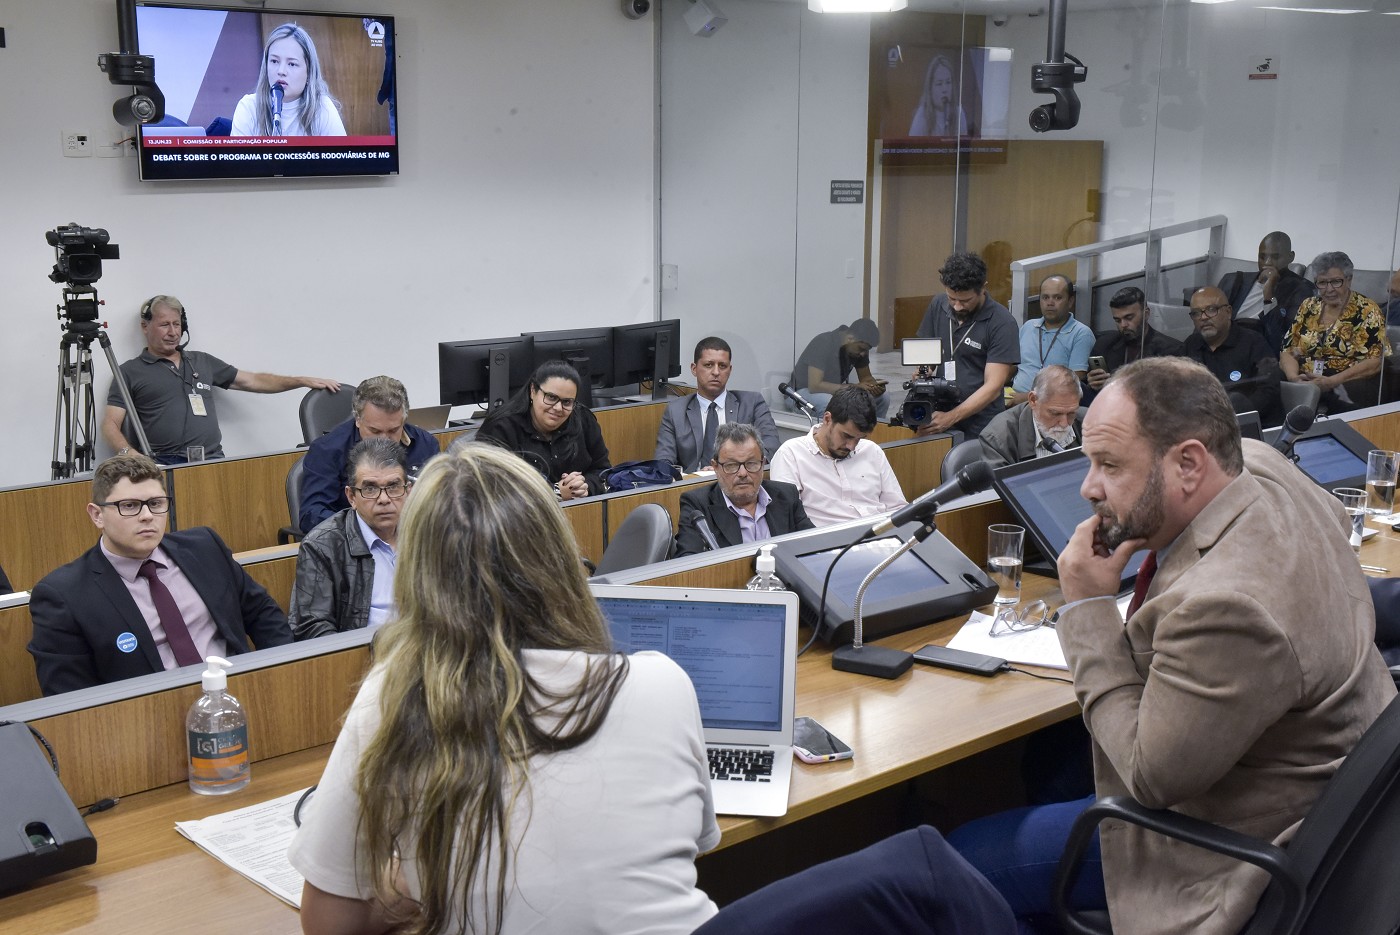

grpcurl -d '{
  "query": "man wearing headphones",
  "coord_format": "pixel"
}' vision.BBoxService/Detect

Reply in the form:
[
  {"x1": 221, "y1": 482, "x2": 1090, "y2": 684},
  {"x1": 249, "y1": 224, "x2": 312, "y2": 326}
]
[
  {"x1": 1009, "y1": 274, "x2": 1094, "y2": 405},
  {"x1": 101, "y1": 295, "x2": 341, "y2": 464}
]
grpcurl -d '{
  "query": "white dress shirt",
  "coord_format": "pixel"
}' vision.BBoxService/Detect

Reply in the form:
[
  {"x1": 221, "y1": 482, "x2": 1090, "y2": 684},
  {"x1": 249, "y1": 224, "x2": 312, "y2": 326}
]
[{"x1": 769, "y1": 427, "x2": 907, "y2": 526}]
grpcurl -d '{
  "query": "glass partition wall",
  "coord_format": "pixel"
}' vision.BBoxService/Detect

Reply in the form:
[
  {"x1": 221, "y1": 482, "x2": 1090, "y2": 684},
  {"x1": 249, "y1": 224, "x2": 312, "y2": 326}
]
[{"x1": 659, "y1": 0, "x2": 1400, "y2": 413}]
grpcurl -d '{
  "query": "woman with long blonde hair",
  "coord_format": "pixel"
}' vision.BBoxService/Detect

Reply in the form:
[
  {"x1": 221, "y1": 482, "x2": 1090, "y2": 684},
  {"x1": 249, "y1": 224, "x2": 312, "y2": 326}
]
[{"x1": 290, "y1": 444, "x2": 719, "y2": 934}]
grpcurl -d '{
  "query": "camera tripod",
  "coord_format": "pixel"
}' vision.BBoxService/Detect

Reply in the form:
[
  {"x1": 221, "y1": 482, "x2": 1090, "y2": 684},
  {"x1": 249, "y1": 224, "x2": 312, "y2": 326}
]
[{"x1": 51, "y1": 290, "x2": 150, "y2": 480}]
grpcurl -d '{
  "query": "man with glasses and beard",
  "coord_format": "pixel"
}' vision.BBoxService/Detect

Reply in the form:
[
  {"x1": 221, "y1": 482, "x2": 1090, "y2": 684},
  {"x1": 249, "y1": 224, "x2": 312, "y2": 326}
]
[
  {"x1": 947, "y1": 357, "x2": 1394, "y2": 934},
  {"x1": 28, "y1": 453, "x2": 290, "y2": 695},
  {"x1": 978, "y1": 364, "x2": 1084, "y2": 469},
  {"x1": 673, "y1": 423, "x2": 814, "y2": 556}
]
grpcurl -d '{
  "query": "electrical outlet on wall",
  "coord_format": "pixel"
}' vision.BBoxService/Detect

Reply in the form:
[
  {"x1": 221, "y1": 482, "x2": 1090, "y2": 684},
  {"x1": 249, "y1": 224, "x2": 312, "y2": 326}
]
[
  {"x1": 95, "y1": 127, "x2": 128, "y2": 158},
  {"x1": 62, "y1": 130, "x2": 93, "y2": 158}
]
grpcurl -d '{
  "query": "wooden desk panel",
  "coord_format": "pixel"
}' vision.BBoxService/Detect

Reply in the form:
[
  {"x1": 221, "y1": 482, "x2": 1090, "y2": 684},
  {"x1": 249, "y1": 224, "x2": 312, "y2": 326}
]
[
  {"x1": 594, "y1": 401, "x2": 667, "y2": 464},
  {"x1": 0, "y1": 604, "x2": 40, "y2": 707},
  {"x1": 562, "y1": 499, "x2": 606, "y2": 565},
  {"x1": 242, "y1": 555, "x2": 298, "y2": 615},
  {"x1": 866, "y1": 422, "x2": 909, "y2": 445},
  {"x1": 883, "y1": 435, "x2": 950, "y2": 499},
  {"x1": 605, "y1": 477, "x2": 715, "y2": 544},
  {"x1": 0, "y1": 478, "x2": 96, "y2": 592},
  {"x1": 170, "y1": 451, "x2": 303, "y2": 554},
  {"x1": 1351, "y1": 412, "x2": 1400, "y2": 453}
]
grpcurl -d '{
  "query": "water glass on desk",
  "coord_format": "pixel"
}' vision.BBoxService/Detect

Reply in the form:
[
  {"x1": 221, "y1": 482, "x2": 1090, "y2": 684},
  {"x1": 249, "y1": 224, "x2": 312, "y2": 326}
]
[
  {"x1": 1334, "y1": 487, "x2": 1367, "y2": 555},
  {"x1": 987, "y1": 523, "x2": 1024, "y2": 604},
  {"x1": 1366, "y1": 450, "x2": 1399, "y2": 515}
]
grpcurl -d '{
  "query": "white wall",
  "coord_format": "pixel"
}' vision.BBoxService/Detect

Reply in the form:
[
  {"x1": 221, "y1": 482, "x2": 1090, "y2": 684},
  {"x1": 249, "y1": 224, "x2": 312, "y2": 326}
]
[{"x1": 1, "y1": 0, "x2": 657, "y2": 487}]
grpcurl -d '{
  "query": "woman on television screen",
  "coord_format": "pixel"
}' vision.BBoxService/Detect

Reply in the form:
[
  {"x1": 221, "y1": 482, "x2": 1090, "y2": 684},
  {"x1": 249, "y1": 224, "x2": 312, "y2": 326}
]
[
  {"x1": 230, "y1": 23, "x2": 346, "y2": 137},
  {"x1": 474, "y1": 361, "x2": 612, "y2": 500},
  {"x1": 909, "y1": 53, "x2": 973, "y2": 138}
]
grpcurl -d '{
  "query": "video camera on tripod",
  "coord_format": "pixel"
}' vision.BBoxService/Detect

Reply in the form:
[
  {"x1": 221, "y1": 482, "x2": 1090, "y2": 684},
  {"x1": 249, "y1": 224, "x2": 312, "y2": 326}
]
[
  {"x1": 46, "y1": 223, "x2": 151, "y2": 479},
  {"x1": 892, "y1": 339, "x2": 961, "y2": 429}
]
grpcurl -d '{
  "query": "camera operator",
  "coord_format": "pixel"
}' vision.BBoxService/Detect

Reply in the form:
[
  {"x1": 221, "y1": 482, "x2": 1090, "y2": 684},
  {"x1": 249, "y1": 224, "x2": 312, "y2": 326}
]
[
  {"x1": 913, "y1": 251, "x2": 1019, "y2": 437},
  {"x1": 102, "y1": 295, "x2": 341, "y2": 464}
]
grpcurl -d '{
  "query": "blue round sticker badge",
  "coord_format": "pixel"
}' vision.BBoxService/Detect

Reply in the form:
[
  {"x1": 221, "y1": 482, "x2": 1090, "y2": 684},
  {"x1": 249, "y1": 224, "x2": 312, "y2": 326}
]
[
  {"x1": 1229, "y1": 370, "x2": 1243, "y2": 382},
  {"x1": 116, "y1": 631, "x2": 138, "y2": 654}
]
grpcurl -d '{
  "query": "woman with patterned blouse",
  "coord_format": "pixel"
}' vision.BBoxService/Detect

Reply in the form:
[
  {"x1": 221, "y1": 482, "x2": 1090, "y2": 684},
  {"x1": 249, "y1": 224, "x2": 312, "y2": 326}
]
[{"x1": 1280, "y1": 250, "x2": 1390, "y2": 411}]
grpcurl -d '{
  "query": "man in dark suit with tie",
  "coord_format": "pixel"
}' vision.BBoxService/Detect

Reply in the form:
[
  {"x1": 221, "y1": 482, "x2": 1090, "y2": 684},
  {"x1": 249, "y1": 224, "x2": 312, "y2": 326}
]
[
  {"x1": 674, "y1": 423, "x2": 814, "y2": 556},
  {"x1": 654, "y1": 336, "x2": 780, "y2": 473},
  {"x1": 1216, "y1": 231, "x2": 1316, "y2": 353},
  {"x1": 28, "y1": 453, "x2": 292, "y2": 695}
]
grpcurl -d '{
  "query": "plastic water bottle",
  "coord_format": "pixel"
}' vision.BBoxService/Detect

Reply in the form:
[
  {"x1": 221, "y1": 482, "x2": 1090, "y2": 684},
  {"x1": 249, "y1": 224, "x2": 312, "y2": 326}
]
[
  {"x1": 746, "y1": 544, "x2": 787, "y2": 591},
  {"x1": 187, "y1": 656, "x2": 251, "y2": 795}
]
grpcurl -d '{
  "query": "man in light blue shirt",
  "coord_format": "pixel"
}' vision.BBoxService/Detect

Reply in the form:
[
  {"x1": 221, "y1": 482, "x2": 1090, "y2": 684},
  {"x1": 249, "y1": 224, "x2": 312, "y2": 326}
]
[
  {"x1": 1011, "y1": 274, "x2": 1094, "y2": 402},
  {"x1": 289, "y1": 438, "x2": 412, "y2": 639}
]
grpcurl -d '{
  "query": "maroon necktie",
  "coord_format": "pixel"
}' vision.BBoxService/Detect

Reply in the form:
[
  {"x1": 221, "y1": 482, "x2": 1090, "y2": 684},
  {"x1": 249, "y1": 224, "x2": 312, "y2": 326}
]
[
  {"x1": 1126, "y1": 550, "x2": 1158, "y2": 620},
  {"x1": 138, "y1": 559, "x2": 203, "y2": 667}
]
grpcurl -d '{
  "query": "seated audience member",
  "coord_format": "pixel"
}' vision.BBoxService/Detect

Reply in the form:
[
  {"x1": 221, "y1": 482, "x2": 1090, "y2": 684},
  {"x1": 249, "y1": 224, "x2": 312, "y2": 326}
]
[
  {"x1": 655, "y1": 336, "x2": 780, "y2": 473},
  {"x1": 948, "y1": 357, "x2": 1395, "y2": 933},
  {"x1": 1182, "y1": 286, "x2": 1282, "y2": 422},
  {"x1": 289, "y1": 444, "x2": 719, "y2": 933},
  {"x1": 1382, "y1": 268, "x2": 1400, "y2": 325},
  {"x1": 290, "y1": 438, "x2": 413, "y2": 640},
  {"x1": 475, "y1": 361, "x2": 611, "y2": 499},
  {"x1": 103, "y1": 295, "x2": 340, "y2": 465},
  {"x1": 1010, "y1": 275, "x2": 1094, "y2": 404},
  {"x1": 1281, "y1": 251, "x2": 1390, "y2": 412},
  {"x1": 674, "y1": 423, "x2": 814, "y2": 556},
  {"x1": 787, "y1": 318, "x2": 890, "y2": 420},
  {"x1": 914, "y1": 251, "x2": 1020, "y2": 437},
  {"x1": 1084, "y1": 286, "x2": 1184, "y2": 398},
  {"x1": 770, "y1": 386, "x2": 906, "y2": 526},
  {"x1": 27, "y1": 453, "x2": 291, "y2": 695},
  {"x1": 1217, "y1": 231, "x2": 1317, "y2": 353},
  {"x1": 979, "y1": 365, "x2": 1083, "y2": 470},
  {"x1": 298, "y1": 375, "x2": 437, "y2": 533}
]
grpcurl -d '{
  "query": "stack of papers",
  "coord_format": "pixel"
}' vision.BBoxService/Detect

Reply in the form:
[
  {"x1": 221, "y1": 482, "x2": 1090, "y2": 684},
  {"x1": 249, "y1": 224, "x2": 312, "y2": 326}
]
[
  {"x1": 175, "y1": 788, "x2": 310, "y2": 907},
  {"x1": 948, "y1": 609, "x2": 1067, "y2": 670}
]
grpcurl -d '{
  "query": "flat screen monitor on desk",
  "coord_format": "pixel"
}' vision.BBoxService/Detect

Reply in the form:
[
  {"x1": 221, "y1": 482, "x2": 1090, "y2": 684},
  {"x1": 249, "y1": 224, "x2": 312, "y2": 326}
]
[
  {"x1": 613, "y1": 319, "x2": 681, "y2": 400},
  {"x1": 438, "y1": 335, "x2": 536, "y2": 412},
  {"x1": 1269, "y1": 419, "x2": 1376, "y2": 490},
  {"x1": 992, "y1": 448, "x2": 1149, "y2": 590},
  {"x1": 524, "y1": 327, "x2": 615, "y2": 409},
  {"x1": 771, "y1": 526, "x2": 997, "y2": 645}
]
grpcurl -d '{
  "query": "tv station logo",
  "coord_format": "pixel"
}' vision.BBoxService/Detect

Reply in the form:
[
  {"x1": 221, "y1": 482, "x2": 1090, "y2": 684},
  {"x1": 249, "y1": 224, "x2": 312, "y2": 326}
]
[{"x1": 363, "y1": 18, "x2": 387, "y2": 48}]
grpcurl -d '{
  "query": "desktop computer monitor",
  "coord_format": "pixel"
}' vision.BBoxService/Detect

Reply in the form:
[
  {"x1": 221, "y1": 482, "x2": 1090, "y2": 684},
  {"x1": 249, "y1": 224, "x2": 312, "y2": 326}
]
[
  {"x1": 438, "y1": 335, "x2": 536, "y2": 411},
  {"x1": 524, "y1": 327, "x2": 615, "y2": 408},
  {"x1": 613, "y1": 319, "x2": 681, "y2": 400}
]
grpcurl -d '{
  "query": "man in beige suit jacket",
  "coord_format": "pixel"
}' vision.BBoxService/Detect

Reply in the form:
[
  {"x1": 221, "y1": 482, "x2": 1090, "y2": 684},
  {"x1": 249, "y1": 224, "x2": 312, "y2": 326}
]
[{"x1": 1046, "y1": 357, "x2": 1395, "y2": 934}]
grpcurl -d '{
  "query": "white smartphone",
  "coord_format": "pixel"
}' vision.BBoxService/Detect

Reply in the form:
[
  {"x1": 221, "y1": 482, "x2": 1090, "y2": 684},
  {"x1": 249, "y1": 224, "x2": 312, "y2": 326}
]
[{"x1": 793, "y1": 716, "x2": 854, "y2": 764}]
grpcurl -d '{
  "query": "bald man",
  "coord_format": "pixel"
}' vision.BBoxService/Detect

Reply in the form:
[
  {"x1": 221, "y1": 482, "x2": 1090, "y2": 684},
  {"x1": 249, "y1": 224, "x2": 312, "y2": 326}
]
[
  {"x1": 1216, "y1": 231, "x2": 1317, "y2": 353},
  {"x1": 1181, "y1": 286, "x2": 1281, "y2": 422}
]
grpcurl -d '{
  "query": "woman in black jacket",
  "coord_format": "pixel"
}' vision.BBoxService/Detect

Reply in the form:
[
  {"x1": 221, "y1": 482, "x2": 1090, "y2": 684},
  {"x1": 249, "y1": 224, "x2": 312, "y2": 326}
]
[{"x1": 474, "y1": 361, "x2": 611, "y2": 499}]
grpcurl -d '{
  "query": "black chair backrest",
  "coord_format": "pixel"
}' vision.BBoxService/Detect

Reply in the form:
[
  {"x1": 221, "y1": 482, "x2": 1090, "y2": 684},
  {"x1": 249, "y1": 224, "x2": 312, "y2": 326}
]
[
  {"x1": 940, "y1": 438, "x2": 986, "y2": 480},
  {"x1": 593, "y1": 503, "x2": 672, "y2": 576},
  {"x1": 285, "y1": 458, "x2": 305, "y2": 534},
  {"x1": 299, "y1": 383, "x2": 357, "y2": 444}
]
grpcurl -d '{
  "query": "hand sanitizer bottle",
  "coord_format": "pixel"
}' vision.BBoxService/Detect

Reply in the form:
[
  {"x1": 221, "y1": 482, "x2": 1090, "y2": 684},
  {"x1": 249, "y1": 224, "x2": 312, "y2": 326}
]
[
  {"x1": 187, "y1": 656, "x2": 251, "y2": 795},
  {"x1": 745, "y1": 544, "x2": 787, "y2": 591}
]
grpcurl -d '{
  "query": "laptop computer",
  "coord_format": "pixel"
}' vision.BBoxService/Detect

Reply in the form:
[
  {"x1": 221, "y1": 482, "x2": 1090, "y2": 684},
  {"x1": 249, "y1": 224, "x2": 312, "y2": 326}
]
[
  {"x1": 991, "y1": 447, "x2": 1149, "y2": 592},
  {"x1": 408, "y1": 404, "x2": 453, "y2": 430},
  {"x1": 591, "y1": 584, "x2": 797, "y2": 818}
]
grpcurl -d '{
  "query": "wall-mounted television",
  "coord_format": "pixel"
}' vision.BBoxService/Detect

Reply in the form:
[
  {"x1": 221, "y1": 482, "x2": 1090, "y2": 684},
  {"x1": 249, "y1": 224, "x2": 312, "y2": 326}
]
[{"x1": 133, "y1": 3, "x2": 398, "y2": 181}]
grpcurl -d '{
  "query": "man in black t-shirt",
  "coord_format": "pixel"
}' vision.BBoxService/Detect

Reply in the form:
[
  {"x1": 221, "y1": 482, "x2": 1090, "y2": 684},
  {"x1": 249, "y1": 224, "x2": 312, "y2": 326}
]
[{"x1": 1182, "y1": 286, "x2": 1281, "y2": 423}]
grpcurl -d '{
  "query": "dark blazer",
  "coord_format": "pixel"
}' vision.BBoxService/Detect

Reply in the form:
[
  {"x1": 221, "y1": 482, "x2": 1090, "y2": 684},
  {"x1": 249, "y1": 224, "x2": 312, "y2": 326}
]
[
  {"x1": 298, "y1": 418, "x2": 440, "y2": 534},
  {"x1": 27, "y1": 527, "x2": 292, "y2": 695},
  {"x1": 1218, "y1": 267, "x2": 1317, "y2": 353},
  {"x1": 674, "y1": 480, "x2": 814, "y2": 557},
  {"x1": 654, "y1": 391, "x2": 781, "y2": 473}
]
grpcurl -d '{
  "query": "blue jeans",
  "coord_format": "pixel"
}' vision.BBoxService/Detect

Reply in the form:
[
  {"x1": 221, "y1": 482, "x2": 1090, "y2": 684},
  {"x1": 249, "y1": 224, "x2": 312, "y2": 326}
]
[
  {"x1": 786, "y1": 386, "x2": 891, "y2": 421},
  {"x1": 948, "y1": 796, "x2": 1105, "y2": 935}
]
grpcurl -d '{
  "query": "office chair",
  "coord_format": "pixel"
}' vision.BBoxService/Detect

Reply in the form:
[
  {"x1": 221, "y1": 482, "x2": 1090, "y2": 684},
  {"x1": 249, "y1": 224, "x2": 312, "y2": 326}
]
[
  {"x1": 1278, "y1": 380, "x2": 1321, "y2": 420},
  {"x1": 278, "y1": 458, "x2": 305, "y2": 545},
  {"x1": 592, "y1": 504, "x2": 673, "y2": 576},
  {"x1": 299, "y1": 383, "x2": 357, "y2": 444},
  {"x1": 941, "y1": 438, "x2": 988, "y2": 481},
  {"x1": 1054, "y1": 692, "x2": 1400, "y2": 934}
]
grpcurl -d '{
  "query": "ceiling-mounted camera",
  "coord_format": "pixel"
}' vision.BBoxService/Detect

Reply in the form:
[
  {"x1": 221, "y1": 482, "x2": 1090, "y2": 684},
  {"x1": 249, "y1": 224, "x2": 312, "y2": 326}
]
[
  {"x1": 1029, "y1": 0, "x2": 1086, "y2": 132},
  {"x1": 621, "y1": 0, "x2": 651, "y2": 19},
  {"x1": 98, "y1": 0, "x2": 166, "y2": 126}
]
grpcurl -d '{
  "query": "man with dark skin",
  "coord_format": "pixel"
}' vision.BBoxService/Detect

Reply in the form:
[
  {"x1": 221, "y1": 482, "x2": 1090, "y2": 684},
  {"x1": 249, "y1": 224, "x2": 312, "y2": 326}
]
[{"x1": 1217, "y1": 231, "x2": 1316, "y2": 353}]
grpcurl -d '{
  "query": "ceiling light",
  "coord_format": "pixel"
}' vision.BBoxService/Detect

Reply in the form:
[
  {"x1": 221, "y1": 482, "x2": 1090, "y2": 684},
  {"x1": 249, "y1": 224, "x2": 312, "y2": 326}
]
[
  {"x1": 808, "y1": 0, "x2": 910, "y2": 12},
  {"x1": 1255, "y1": 5, "x2": 1367, "y2": 11}
]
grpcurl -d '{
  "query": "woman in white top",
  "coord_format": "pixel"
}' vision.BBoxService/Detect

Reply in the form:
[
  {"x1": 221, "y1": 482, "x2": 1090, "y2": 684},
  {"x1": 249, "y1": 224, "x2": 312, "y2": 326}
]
[
  {"x1": 230, "y1": 23, "x2": 346, "y2": 137},
  {"x1": 289, "y1": 444, "x2": 719, "y2": 935}
]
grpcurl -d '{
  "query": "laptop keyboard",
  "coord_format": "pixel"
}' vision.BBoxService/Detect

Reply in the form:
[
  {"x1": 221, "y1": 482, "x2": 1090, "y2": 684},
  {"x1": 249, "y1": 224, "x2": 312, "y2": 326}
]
[{"x1": 708, "y1": 746, "x2": 775, "y2": 782}]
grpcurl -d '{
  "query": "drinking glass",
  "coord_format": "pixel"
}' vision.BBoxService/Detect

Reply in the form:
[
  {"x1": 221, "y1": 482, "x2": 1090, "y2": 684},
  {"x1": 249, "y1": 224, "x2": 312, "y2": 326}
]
[
  {"x1": 1334, "y1": 487, "x2": 1367, "y2": 555},
  {"x1": 1365, "y1": 450, "x2": 1399, "y2": 515},
  {"x1": 987, "y1": 524, "x2": 1025, "y2": 605}
]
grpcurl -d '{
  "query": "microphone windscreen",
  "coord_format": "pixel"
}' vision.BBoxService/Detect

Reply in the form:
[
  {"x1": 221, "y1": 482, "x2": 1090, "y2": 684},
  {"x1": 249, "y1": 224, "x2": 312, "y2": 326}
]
[
  {"x1": 960, "y1": 459, "x2": 995, "y2": 493},
  {"x1": 1285, "y1": 404, "x2": 1316, "y2": 434}
]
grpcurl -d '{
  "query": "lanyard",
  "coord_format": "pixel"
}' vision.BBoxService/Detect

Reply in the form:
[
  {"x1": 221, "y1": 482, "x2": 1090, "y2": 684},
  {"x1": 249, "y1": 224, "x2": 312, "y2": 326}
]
[
  {"x1": 947, "y1": 313, "x2": 976, "y2": 359},
  {"x1": 1038, "y1": 322, "x2": 1064, "y2": 366}
]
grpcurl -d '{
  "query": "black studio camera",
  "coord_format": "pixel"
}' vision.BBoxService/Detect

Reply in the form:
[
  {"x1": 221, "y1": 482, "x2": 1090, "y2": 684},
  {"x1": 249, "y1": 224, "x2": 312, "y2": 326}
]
[
  {"x1": 897, "y1": 366, "x2": 961, "y2": 429},
  {"x1": 47, "y1": 224, "x2": 118, "y2": 289}
]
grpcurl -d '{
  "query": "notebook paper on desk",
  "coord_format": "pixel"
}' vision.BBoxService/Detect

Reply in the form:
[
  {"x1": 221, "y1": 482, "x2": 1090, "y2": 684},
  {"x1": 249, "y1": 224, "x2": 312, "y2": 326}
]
[
  {"x1": 948, "y1": 609, "x2": 1067, "y2": 670},
  {"x1": 592, "y1": 584, "x2": 797, "y2": 818}
]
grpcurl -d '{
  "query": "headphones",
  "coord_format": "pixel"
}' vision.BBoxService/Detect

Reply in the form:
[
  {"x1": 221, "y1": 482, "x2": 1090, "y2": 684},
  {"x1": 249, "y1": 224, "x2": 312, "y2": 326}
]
[{"x1": 140, "y1": 295, "x2": 190, "y2": 348}]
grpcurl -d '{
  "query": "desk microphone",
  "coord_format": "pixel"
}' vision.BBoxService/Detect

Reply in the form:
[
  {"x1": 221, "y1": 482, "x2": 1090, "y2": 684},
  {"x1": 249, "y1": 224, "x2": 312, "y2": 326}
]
[
  {"x1": 1040, "y1": 437, "x2": 1065, "y2": 454},
  {"x1": 777, "y1": 382, "x2": 818, "y2": 418},
  {"x1": 871, "y1": 460, "x2": 995, "y2": 536},
  {"x1": 1273, "y1": 404, "x2": 1315, "y2": 459},
  {"x1": 270, "y1": 83, "x2": 285, "y2": 134},
  {"x1": 685, "y1": 509, "x2": 721, "y2": 552}
]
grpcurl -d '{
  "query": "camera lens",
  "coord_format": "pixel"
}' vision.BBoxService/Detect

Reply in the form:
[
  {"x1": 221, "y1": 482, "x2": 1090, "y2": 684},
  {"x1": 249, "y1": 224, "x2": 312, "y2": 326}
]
[{"x1": 1029, "y1": 105, "x2": 1054, "y2": 133}]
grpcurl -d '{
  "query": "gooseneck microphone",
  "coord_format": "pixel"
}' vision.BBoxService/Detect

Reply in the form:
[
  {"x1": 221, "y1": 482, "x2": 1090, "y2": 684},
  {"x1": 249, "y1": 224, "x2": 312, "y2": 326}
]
[
  {"x1": 1273, "y1": 404, "x2": 1316, "y2": 460},
  {"x1": 685, "y1": 509, "x2": 721, "y2": 552},
  {"x1": 777, "y1": 382, "x2": 818, "y2": 419},
  {"x1": 270, "y1": 83, "x2": 285, "y2": 135},
  {"x1": 870, "y1": 460, "x2": 995, "y2": 536}
]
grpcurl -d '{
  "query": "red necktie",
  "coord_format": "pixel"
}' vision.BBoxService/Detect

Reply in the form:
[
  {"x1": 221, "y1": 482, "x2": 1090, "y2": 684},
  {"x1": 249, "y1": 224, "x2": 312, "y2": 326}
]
[
  {"x1": 1126, "y1": 550, "x2": 1158, "y2": 620},
  {"x1": 138, "y1": 560, "x2": 203, "y2": 667}
]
